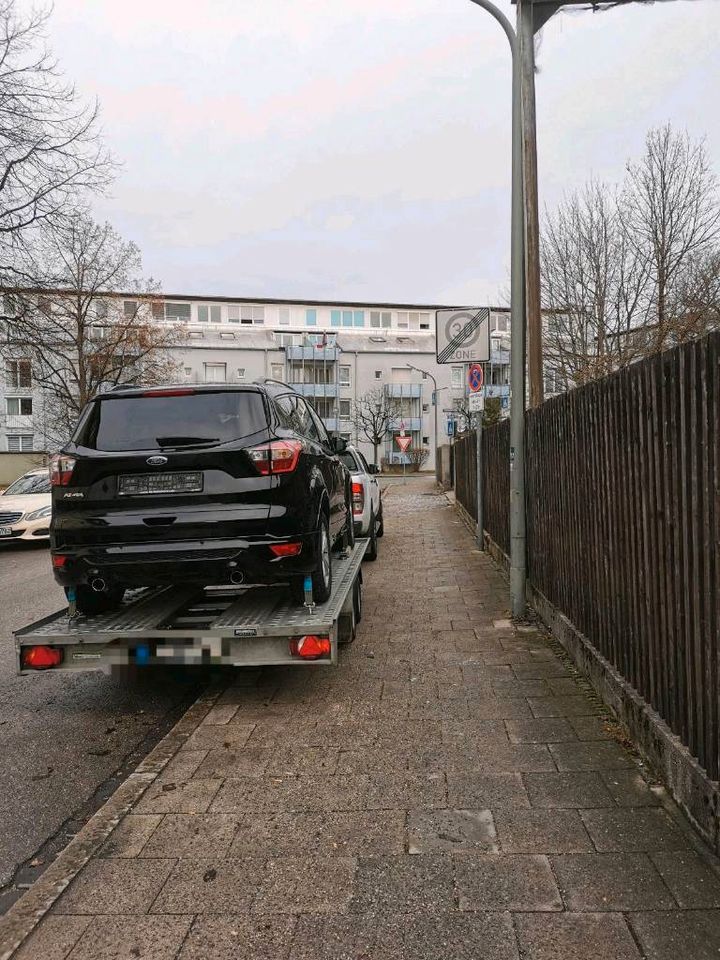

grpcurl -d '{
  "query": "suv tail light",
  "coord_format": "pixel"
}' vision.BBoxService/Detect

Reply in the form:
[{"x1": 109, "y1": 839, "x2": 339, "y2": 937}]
[
  {"x1": 50, "y1": 454, "x2": 76, "y2": 486},
  {"x1": 248, "y1": 440, "x2": 303, "y2": 476},
  {"x1": 351, "y1": 481, "x2": 364, "y2": 516}
]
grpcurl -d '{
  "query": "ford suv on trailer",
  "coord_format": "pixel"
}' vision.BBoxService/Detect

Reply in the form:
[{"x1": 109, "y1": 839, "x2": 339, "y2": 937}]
[{"x1": 49, "y1": 381, "x2": 353, "y2": 614}]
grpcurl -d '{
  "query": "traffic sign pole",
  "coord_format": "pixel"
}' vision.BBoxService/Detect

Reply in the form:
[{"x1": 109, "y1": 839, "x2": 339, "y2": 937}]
[{"x1": 476, "y1": 406, "x2": 484, "y2": 551}]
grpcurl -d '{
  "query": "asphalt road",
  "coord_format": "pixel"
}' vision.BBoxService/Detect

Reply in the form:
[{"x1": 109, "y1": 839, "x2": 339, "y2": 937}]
[{"x1": 0, "y1": 542, "x2": 211, "y2": 911}]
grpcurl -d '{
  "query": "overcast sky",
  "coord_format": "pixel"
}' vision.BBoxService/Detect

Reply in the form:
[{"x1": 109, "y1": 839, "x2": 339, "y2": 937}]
[{"x1": 43, "y1": 0, "x2": 720, "y2": 306}]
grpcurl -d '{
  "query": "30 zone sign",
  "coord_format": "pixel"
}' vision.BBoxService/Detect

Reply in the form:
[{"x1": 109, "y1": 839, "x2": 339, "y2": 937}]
[{"x1": 435, "y1": 308, "x2": 491, "y2": 364}]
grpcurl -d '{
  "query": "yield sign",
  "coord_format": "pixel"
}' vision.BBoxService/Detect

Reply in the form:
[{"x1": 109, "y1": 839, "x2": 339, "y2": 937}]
[{"x1": 396, "y1": 436, "x2": 412, "y2": 453}]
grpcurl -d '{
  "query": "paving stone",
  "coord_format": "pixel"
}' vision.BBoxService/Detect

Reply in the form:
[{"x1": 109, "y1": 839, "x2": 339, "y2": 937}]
[
  {"x1": 601, "y1": 770, "x2": 660, "y2": 806},
  {"x1": 441, "y1": 719, "x2": 510, "y2": 744},
  {"x1": 551, "y1": 853, "x2": 676, "y2": 911},
  {"x1": 549, "y1": 742, "x2": 636, "y2": 771},
  {"x1": 628, "y1": 910, "x2": 720, "y2": 960},
  {"x1": 447, "y1": 773, "x2": 530, "y2": 808},
  {"x1": 491, "y1": 680, "x2": 552, "y2": 698},
  {"x1": 192, "y1": 747, "x2": 272, "y2": 778},
  {"x1": 139, "y1": 813, "x2": 240, "y2": 859},
  {"x1": 514, "y1": 912, "x2": 642, "y2": 960},
  {"x1": 156, "y1": 748, "x2": 209, "y2": 784},
  {"x1": 363, "y1": 773, "x2": 447, "y2": 810},
  {"x1": 580, "y1": 808, "x2": 689, "y2": 853},
  {"x1": 399, "y1": 912, "x2": 520, "y2": 960},
  {"x1": 567, "y1": 716, "x2": 613, "y2": 741},
  {"x1": 289, "y1": 914, "x2": 403, "y2": 960},
  {"x1": 351, "y1": 854, "x2": 455, "y2": 914},
  {"x1": 136, "y1": 777, "x2": 223, "y2": 814},
  {"x1": 523, "y1": 772, "x2": 615, "y2": 809},
  {"x1": 14, "y1": 916, "x2": 91, "y2": 960},
  {"x1": 528, "y1": 696, "x2": 604, "y2": 718},
  {"x1": 66, "y1": 916, "x2": 193, "y2": 960},
  {"x1": 98, "y1": 814, "x2": 163, "y2": 858},
  {"x1": 650, "y1": 851, "x2": 720, "y2": 907},
  {"x1": 254, "y1": 856, "x2": 357, "y2": 915},
  {"x1": 229, "y1": 810, "x2": 405, "y2": 858},
  {"x1": 54, "y1": 859, "x2": 176, "y2": 915},
  {"x1": 151, "y1": 859, "x2": 262, "y2": 914},
  {"x1": 512, "y1": 662, "x2": 571, "y2": 680},
  {"x1": 505, "y1": 718, "x2": 577, "y2": 744},
  {"x1": 407, "y1": 809, "x2": 498, "y2": 854},
  {"x1": 202, "y1": 703, "x2": 241, "y2": 725},
  {"x1": 494, "y1": 808, "x2": 594, "y2": 854},
  {"x1": 465, "y1": 698, "x2": 533, "y2": 720},
  {"x1": 336, "y1": 748, "x2": 409, "y2": 775},
  {"x1": 455, "y1": 854, "x2": 562, "y2": 912},
  {"x1": 184, "y1": 721, "x2": 256, "y2": 750}
]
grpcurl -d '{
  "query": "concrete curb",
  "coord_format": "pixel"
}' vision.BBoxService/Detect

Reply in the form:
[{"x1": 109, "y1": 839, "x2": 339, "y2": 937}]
[{"x1": 0, "y1": 684, "x2": 226, "y2": 960}]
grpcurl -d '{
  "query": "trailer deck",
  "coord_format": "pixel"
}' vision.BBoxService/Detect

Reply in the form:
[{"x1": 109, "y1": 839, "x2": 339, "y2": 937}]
[{"x1": 15, "y1": 540, "x2": 367, "y2": 673}]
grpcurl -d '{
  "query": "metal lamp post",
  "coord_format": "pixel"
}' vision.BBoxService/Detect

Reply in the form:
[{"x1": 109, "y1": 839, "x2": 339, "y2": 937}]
[{"x1": 467, "y1": 0, "x2": 527, "y2": 617}]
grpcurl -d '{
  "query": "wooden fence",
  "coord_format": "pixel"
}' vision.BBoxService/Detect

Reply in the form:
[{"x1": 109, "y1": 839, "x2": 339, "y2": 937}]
[{"x1": 453, "y1": 333, "x2": 720, "y2": 781}]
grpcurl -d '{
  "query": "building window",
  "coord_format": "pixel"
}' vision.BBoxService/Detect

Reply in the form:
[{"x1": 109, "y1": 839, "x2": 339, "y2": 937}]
[
  {"x1": 277, "y1": 333, "x2": 299, "y2": 347},
  {"x1": 370, "y1": 311, "x2": 391, "y2": 329},
  {"x1": 271, "y1": 363, "x2": 284, "y2": 380},
  {"x1": 237, "y1": 367, "x2": 246, "y2": 380},
  {"x1": 6, "y1": 360, "x2": 31, "y2": 389},
  {"x1": 397, "y1": 312, "x2": 409, "y2": 330},
  {"x1": 339, "y1": 399, "x2": 351, "y2": 418},
  {"x1": 94, "y1": 300, "x2": 108, "y2": 320},
  {"x1": 353, "y1": 311, "x2": 365, "y2": 328},
  {"x1": 2, "y1": 294, "x2": 17, "y2": 317},
  {"x1": 165, "y1": 302, "x2": 191, "y2": 321},
  {"x1": 422, "y1": 403, "x2": 429, "y2": 413},
  {"x1": 420, "y1": 321, "x2": 430, "y2": 330},
  {"x1": 198, "y1": 304, "x2": 222, "y2": 323},
  {"x1": 279, "y1": 307, "x2": 291, "y2": 325},
  {"x1": 38, "y1": 296, "x2": 53, "y2": 316},
  {"x1": 123, "y1": 300, "x2": 137, "y2": 319},
  {"x1": 451, "y1": 367, "x2": 463, "y2": 388},
  {"x1": 240, "y1": 305, "x2": 264, "y2": 325},
  {"x1": 7, "y1": 434, "x2": 33, "y2": 452},
  {"x1": 6, "y1": 397, "x2": 32, "y2": 416},
  {"x1": 493, "y1": 315, "x2": 509, "y2": 333},
  {"x1": 330, "y1": 310, "x2": 341, "y2": 328},
  {"x1": 183, "y1": 367, "x2": 192, "y2": 380},
  {"x1": 423, "y1": 436, "x2": 429, "y2": 445},
  {"x1": 228, "y1": 306, "x2": 239, "y2": 323},
  {"x1": 203, "y1": 362, "x2": 226, "y2": 383},
  {"x1": 306, "y1": 309, "x2": 317, "y2": 326},
  {"x1": 374, "y1": 370, "x2": 382, "y2": 380},
  {"x1": 338, "y1": 365, "x2": 351, "y2": 387}
]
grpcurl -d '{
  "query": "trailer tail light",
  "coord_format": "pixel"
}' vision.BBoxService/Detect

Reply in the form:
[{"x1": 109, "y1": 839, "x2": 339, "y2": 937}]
[
  {"x1": 269, "y1": 542, "x2": 303, "y2": 558},
  {"x1": 351, "y1": 481, "x2": 364, "y2": 516},
  {"x1": 22, "y1": 646, "x2": 64, "y2": 670},
  {"x1": 289, "y1": 635, "x2": 331, "y2": 659},
  {"x1": 51, "y1": 554, "x2": 69, "y2": 569},
  {"x1": 49, "y1": 454, "x2": 76, "y2": 487},
  {"x1": 248, "y1": 440, "x2": 302, "y2": 476}
]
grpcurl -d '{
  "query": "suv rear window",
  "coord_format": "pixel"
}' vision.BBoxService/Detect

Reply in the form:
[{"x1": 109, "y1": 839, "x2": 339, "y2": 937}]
[{"x1": 77, "y1": 390, "x2": 268, "y2": 452}]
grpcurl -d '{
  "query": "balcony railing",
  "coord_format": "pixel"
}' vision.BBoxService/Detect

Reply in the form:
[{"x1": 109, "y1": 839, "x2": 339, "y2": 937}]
[
  {"x1": 4, "y1": 415, "x2": 34, "y2": 429},
  {"x1": 286, "y1": 346, "x2": 340, "y2": 362},
  {"x1": 291, "y1": 383, "x2": 339, "y2": 398},
  {"x1": 385, "y1": 383, "x2": 422, "y2": 398},
  {"x1": 388, "y1": 416, "x2": 422, "y2": 431},
  {"x1": 490, "y1": 349, "x2": 510, "y2": 365},
  {"x1": 485, "y1": 384, "x2": 510, "y2": 399}
]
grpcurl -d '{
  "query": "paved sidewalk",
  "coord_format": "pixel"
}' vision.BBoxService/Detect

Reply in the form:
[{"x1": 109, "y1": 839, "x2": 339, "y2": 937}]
[{"x1": 8, "y1": 479, "x2": 720, "y2": 959}]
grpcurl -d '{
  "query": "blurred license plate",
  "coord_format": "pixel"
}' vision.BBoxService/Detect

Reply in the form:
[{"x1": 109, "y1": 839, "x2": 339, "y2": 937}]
[
  {"x1": 118, "y1": 472, "x2": 203, "y2": 496},
  {"x1": 0, "y1": 527, "x2": 11, "y2": 536}
]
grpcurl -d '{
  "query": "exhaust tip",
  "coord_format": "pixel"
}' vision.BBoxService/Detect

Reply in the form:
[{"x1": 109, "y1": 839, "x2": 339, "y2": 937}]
[
  {"x1": 90, "y1": 577, "x2": 107, "y2": 593},
  {"x1": 229, "y1": 570, "x2": 245, "y2": 585}
]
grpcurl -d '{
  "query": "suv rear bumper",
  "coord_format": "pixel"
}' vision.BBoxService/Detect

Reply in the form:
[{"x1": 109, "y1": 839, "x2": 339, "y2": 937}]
[{"x1": 51, "y1": 531, "x2": 319, "y2": 590}]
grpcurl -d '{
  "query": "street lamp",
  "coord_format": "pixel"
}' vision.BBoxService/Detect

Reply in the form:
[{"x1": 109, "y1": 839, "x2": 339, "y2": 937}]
[
  {"x1": 467, "y1": 0, "x2": 527, "y2": 617},
  {"x1": 405, "y1": 362, "x2": 437, "y2": 462}
]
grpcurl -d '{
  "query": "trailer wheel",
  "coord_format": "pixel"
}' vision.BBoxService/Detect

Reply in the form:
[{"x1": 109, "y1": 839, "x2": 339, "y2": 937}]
[{"x1": 353, "y1": 572, "x2": 363, "y2": 625}]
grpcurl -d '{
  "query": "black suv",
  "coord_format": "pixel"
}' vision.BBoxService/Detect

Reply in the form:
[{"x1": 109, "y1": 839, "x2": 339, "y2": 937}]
[{"x1": 49, "y1": 381, "x2": 353, "y2": 614}]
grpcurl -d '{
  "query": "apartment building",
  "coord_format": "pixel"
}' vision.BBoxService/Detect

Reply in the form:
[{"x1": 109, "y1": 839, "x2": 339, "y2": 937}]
[{"x1": 0, "y1": 293, "x2": 512, "y2": 471}]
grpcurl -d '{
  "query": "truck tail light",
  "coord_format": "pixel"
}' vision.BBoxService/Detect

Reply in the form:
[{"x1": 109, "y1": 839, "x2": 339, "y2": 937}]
[
  {"x1": 22, "y1": 646, "x2": 64, "y2": 670},
  {"x1": 49, "y1": 454, "x2": 76, "y2": 487},
  {"x1": 289, "y1": 635, "x2": 331, "y2": 659},
  {"x1": 351, "y1": 481, "x2": 364, "y2": 516},
  {"x1": 248, "y1": 440, "x2": 302, "y2": 476}
]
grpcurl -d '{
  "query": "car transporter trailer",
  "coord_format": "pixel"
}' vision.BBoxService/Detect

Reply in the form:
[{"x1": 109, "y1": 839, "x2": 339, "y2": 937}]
[{"x1": 15, "y1": 540, "x2": 367, "y2": 675}]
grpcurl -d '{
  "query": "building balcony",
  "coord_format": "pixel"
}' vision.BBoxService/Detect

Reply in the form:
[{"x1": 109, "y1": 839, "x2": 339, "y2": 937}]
[
  {"x1": 4, "y1": 415, "x2": 34, "y2": 429},
  {"x1": 291, "y1": 383, "x2": 339, "y2": 398},
  {"x1": 388, "y1": 416, "x2": 422, "y2": 432},
  {"x1": 385, "y1": 383, "x2": 422, "y2": 399},
  {"x1": 490, "y1": 349, "x2": 510, "y2": 365},
  {"x1": 485, "y1": 384, "x2": 510, "y2": 399},
  {"x1": 285, "y1": 346, "x2": 340, "y2": 362}
]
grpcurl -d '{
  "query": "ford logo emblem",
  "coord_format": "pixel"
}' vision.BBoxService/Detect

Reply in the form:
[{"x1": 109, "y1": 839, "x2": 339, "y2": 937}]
[{"x1": 146, "y1": 455, "x2": 168, "y2": 466}]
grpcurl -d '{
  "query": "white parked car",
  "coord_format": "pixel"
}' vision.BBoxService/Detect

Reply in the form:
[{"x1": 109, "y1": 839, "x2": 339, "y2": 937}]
[
  {"x1": 0, "y1": 470, "x2": 52, "y2": 543},
  {"x1": 339, "y1": 445, "x2": 383, "y2": 561}
]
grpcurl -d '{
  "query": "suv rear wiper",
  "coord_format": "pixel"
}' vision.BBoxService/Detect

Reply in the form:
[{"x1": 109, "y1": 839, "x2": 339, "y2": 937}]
[{"x1": 156, "y1": 436, "x2": 220, "y2": 448}]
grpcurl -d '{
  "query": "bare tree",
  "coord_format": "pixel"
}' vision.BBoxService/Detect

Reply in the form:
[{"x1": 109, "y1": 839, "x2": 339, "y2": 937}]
[
  {"x1": 406, "y1": 447, "x2": 429, "y2": 473},
  {"x1": 351, "y1": 387, "x2": 400, "y2": 467},
  {"x1": 623, "y1": 125, "x2": 720, "y2": 349},
  {"x1": 4, "y1": 216, "x2": 185, "y2": 445},
  {"x1": 0, "y1": 0, "x2": 114, "y2": 281}
]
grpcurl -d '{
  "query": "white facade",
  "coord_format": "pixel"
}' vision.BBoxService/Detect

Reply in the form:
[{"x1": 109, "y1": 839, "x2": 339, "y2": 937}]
[{"x1": 0, "y1": 293, "x2": 512, "y2": 471}]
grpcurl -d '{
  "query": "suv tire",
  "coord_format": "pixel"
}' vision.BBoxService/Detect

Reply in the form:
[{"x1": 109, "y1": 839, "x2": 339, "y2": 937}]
[
  {"x1": 69, "y1": 585, "x2": 125, "y2": 616},
  {"x1": 365, "y1": 510, "x2": 378, "y2": 562},
  {"x1": 341, "y1": 490, "x2": 355, "y2": 551},
  {"x1": 376, "y1": 503, "x2": 384, "y2": 538},
  {"x1": 290, "y1": 515, "x2": 332, "y2": 605}
]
